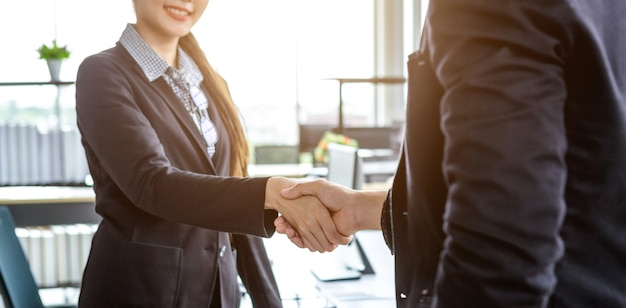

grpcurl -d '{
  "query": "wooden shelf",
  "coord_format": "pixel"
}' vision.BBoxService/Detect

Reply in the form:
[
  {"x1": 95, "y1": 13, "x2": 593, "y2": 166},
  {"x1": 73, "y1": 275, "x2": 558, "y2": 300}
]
[
  {"x1": 0, "y1": 81, "x2": 75, "y2": 86},
  {"x1": 324, "y1": 77, "x2": 406, "y2": 84}
]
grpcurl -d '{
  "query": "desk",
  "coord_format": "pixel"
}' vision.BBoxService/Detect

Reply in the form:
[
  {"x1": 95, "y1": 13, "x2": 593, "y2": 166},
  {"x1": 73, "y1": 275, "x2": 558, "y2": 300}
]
[
  {"x1": 247, "y1": 163, "x2": 319, "y2": 178},
  {"x1": 1, "y1": 186, "x2": 396, "y2": 307},
  {"x1": 248, "y1": 161, "x2": 397, "y2": 182},
  {"x1": 0, "y1": 186, "x2": 98, "y2": 227},
  {"x1": 261, "y1": 230, "x2": 396, "y2": 307}
]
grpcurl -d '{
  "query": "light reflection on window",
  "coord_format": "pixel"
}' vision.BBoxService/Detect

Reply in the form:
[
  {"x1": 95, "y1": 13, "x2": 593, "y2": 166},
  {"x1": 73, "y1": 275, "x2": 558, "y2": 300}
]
[{"x1": 0, "y1": 0, "x2": 376, "y2": 146}]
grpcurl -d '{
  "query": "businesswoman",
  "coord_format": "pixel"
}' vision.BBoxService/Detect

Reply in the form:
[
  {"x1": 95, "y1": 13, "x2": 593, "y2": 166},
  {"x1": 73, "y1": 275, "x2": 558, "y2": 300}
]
[{"x1": 75, "y1": 0, "x2": 348, "y2": 306}]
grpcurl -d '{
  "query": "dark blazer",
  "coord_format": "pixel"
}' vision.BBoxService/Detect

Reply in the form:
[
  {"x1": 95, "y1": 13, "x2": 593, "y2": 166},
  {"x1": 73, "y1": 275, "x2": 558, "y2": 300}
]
[
  {"x1": 75, "y1": 43, "x2": 281, "y2": 307},
  {"x1": 385, "y1": 1, "x2": 626, "y2": 307}
]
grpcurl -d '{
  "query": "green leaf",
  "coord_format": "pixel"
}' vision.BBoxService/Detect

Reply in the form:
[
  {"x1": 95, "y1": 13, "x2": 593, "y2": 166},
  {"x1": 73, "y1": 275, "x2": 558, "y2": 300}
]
[{"x1": 37, "y1": 40, "x2": 71, "y2": 60}]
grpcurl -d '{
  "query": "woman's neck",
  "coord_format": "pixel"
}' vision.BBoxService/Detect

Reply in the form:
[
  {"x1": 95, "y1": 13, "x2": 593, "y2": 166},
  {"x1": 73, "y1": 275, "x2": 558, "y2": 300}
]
[
  {"x1": 150, "y1": 41, "x2": 179, "y2": 68},
  {"x1": 134, "y1": 25, "x2": 179, "y2": 67}
]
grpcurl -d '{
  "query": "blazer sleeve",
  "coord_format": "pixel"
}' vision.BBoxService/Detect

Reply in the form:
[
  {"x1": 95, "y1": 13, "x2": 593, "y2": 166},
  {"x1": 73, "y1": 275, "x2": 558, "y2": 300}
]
[
  {"x1": 75, "y1": 51, "x2": 276, "y2": 237},
  {"x1": 428, "y1": 0, "x2": 568, "y2": 306}
]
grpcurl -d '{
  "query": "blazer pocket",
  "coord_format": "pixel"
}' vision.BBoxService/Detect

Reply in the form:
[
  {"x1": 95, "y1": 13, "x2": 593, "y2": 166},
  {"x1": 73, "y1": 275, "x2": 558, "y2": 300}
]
[{"x1": 112, "y1": 241, "x2": 183, "y2": 307}]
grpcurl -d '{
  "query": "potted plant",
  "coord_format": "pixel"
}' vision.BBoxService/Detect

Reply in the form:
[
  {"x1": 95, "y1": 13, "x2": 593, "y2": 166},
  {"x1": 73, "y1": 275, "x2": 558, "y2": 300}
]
[
  {"x1": 37, "y1": 40, "x2": 71, "y2": 82},
  {"x1": 314, "y1": 130, "x2": 359, "y2": 164}
]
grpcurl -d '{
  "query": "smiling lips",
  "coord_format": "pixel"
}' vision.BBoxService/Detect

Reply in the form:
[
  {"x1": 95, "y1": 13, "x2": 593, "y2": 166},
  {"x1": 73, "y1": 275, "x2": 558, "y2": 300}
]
[{"x1": 165, "y1": 6, "x2": 192, "y2": 20}]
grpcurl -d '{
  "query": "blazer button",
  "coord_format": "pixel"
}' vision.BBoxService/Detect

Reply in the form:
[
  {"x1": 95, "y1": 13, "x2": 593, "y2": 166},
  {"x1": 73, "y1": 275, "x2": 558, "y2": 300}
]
[
  {"x1": 400, "y1": 292, "x2": 407, "y2": 299},
  {"x1": 219, "y1": 245, "x2": 227, "y2": 257}
]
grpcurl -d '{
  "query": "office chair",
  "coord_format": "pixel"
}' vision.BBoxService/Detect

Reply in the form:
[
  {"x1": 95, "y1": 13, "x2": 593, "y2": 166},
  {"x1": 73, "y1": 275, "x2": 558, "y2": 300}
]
[{"x1": 0, "y1": 206, "x2": 75, "y2": 308}]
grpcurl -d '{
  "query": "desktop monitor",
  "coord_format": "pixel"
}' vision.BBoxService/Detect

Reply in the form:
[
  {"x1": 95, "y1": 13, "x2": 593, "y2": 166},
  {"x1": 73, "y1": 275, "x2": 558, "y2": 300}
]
[
  {"x1": 310, "y1": 143, "x2": 374, "y2": 282},
  {"x1": 326, "y1": 143, "x2": 364, "y2": 190}
]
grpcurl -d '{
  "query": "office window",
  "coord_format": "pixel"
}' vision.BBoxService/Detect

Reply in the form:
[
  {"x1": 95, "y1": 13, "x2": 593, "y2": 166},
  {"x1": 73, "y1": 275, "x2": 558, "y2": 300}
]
[
  {"x1": 199, "y1": 0, "x2": 375, "y2": 144},
  {"x1": 0, "y1": 0, "x2": 400, "y2": 147},
  {"x1": 0, "y1": 0, "x2": 133, "y2": 130}
]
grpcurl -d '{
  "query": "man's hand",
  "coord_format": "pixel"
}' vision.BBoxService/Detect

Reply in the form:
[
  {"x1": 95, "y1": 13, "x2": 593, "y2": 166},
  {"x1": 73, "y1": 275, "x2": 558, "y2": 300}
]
[
  {"x1": 281, "y1": 179, "x2": 358, "y2": 236},
  {"x1": 265, "y1": 177, "x2": 351, "y2": 252},
  {"x1": 277, "y1": 179, "x2": 388, "y2": 251}
]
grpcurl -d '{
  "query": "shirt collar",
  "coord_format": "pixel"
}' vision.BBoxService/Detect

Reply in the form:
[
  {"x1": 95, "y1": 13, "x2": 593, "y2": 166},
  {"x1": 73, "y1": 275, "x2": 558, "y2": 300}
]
[{"x1": 119, "y1": 23, "x2": 203, "y2": 86}]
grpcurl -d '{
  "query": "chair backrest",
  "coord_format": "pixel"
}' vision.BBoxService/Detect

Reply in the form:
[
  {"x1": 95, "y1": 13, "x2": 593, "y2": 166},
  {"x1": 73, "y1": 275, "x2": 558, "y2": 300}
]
[
  {"x1": 298, "y1": 124, "x2": 334, "y2": 156},
  {"x1": 326, "y1": 143, "x2": 364, "y2": 190},
  {"x1": 0, "y1": 206, "x2": 45, "y2": 308}
]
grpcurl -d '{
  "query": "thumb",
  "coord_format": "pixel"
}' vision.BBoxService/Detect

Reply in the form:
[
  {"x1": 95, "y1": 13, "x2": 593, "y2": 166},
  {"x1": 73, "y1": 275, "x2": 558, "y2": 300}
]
[{"x1": 280, "y1": 181, "x2": 317, "y2": 200}]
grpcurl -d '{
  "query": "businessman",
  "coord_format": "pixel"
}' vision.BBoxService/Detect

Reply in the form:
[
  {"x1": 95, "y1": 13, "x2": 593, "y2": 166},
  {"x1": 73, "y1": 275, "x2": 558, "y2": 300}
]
[{"x1": 276, "y1": 0, "x2": 626, "y2": 307}]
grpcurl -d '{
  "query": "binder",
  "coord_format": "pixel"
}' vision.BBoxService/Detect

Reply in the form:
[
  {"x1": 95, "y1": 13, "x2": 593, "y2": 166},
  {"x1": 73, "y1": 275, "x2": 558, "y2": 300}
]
[
  {"x1": 27, "y1": 227, "x2": 44, "y2": 287},
  {"x1": 41, "y1": 227, "x2": 57, "y2": 288},
  {"x1": 15, "y1": 123, "x2": 30, "y2": 185},
  {"x1": 17, "y1": 124, "x2": 40, "y2": 185},
  {"x1": 0, "y1": 123, "x2": 9, "y2": 185},
  {"x1": 38, "y1": 128, "x2": 53, "y2": 184},
  {"x1": 48, "y1": 129, "x2": 64, "y2": 184},
  {"x1": 64, "y1": 225, "x2": 82, "y2": 285},
  {"x1": 27, "y1": 124, "x2": 41, "y2": 185},
  {"x1": 77, "y1": 224, "x2": 94, "y2": 273},
  {"x1": 51, "y1": 225, "x2": 69, "y2": 286},
  {"x1": 6, "y1": 123, "x2": 19, "y2": 185},
  {"x1": 63, "y1": 128, "x2": 89, "y2": 184},
  {"x1": 61, "y1": 129, "x2": 73, "y2": 184},
  {"x1": 14, "y1": 227, "x2": 30, "y2": 257}
]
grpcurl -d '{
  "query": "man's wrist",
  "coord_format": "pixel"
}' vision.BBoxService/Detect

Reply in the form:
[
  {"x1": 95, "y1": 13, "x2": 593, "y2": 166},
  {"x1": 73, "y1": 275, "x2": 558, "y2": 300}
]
[{"x1": 354, "y1": 190, "x2": 386, "y2": 231}]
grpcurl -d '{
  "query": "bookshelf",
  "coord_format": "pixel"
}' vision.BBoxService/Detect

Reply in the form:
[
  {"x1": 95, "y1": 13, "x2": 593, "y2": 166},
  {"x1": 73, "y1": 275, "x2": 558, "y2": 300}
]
[{"x1": 0, "y1": 81, "x2": 88, "y2": 186}]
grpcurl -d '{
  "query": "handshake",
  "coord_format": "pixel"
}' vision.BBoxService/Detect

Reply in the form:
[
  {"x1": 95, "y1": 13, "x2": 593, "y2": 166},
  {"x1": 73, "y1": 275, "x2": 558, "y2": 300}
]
[{"x1": 265, "y1": 177, "x2": 388, "y2": 253}]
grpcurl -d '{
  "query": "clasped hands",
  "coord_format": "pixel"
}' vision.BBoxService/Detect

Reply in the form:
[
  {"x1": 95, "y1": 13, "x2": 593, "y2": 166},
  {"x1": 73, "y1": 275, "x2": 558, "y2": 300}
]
[{"x1": 265, "y1": 177, "x2": 386, "y2": 253}]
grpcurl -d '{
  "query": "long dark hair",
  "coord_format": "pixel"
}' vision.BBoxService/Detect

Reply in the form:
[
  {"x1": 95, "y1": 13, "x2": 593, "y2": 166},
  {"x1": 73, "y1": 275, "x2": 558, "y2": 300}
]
[{"x1": 179, "y1": 32, "x2": 249, "y2": 177}]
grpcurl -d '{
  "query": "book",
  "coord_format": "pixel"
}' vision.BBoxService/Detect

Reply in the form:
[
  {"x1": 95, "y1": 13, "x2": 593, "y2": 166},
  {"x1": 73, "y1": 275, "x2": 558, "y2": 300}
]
[
  {"x1": 48, "y1": 129, "x2": 64, "y2": 184},
  {"x1": 15, "y1": 227, "x2": 31, "y2": 256},
  {"x1": 6, "y1": 123, "x2": 19, "y2": 185},
  {"x1": 41, "y1": 227, "x2": 57, "y2": 288},
  {"x1": 64, "y1": 225, "x2": 82, "y2": 285},
  {"x1": 50, "y1": 225, "x2": 69, "y2": 286},
  {"x1": 76, "y1": 224, "x2": 95, "y2": 273},
  {"x1": 27, "y1": 227, "x2": 44, "y2": 287},
  {"x1": 0, "y1": 123, "x2": 9, "y2": 185},
  {"x1": 38, "y1": 128, "x2": 53, "y2": 184}
]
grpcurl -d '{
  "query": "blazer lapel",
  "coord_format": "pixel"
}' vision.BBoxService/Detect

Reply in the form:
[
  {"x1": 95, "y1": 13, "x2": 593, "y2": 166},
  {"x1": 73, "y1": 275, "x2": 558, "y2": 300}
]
[{"x1": 147, "y1": 75, "x2": 218, "y2": 174}]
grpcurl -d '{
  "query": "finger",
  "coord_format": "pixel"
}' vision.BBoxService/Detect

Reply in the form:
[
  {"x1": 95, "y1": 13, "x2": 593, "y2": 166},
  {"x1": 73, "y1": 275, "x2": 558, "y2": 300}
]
[
  {"x1": 301, "y1": 236, "x2": 317, "y2": 252},
  {"x1": 288, "y1": 232, "x2": 306, "y2": 249},
  {"x1": 281, "y1": 181, "x2": 319, "y2": 200},
  {"x1": 275, "y1": 216, "x2": 298, "y2": 235},
  {"x1": 275, "y1": 217, "x2": 306, "y2": 248},
  {"x1": 301, "y1": 236, "x2": 337, "y2": 252},
  {"x1": 303, "y1": 209, "x2": 339, "y2": 252},
  {"x1": 274, "y1": 216, "x2": 289, "y2": 233},
  {"x1": 275, "y1": 216, "x2": 303, "y2": 241},
  {"x1": 309, "y1": 204, "x2": 352, "y2": 247},
  {"x1": 296, "y1": 212, "x2": 330, "y2": 252},
  {"x1": 300, "y1": 227, "x2": 327, "y2": 252}
]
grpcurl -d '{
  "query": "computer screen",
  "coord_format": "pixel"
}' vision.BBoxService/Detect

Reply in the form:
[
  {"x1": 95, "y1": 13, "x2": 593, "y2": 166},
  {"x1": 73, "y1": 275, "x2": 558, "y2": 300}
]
[
  {"x1": 311, "y1": 144, "x2": 374, "y2": 282},
  {"x1": 326, "y1": 143, "x2": 364, "y2": 190}
]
